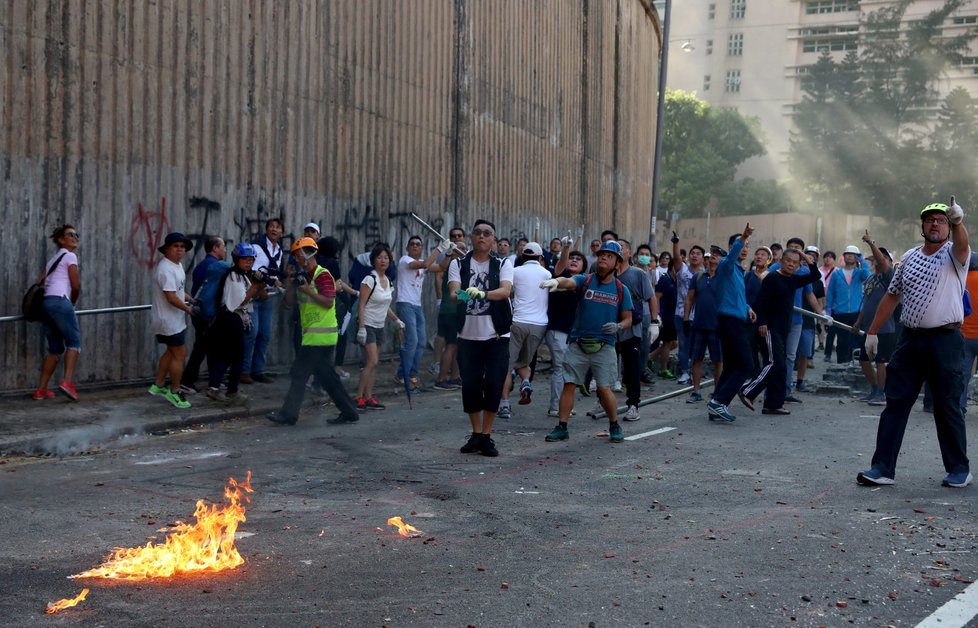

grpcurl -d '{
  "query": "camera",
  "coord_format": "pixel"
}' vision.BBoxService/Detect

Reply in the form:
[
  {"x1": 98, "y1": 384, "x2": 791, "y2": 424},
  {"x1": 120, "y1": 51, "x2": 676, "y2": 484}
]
[
  {"x1": 252, "y1": 266, "x2": 284, "y2": 286},
  {"x1": 292, "y1": 268, "x2": 310, "y2": 286}
]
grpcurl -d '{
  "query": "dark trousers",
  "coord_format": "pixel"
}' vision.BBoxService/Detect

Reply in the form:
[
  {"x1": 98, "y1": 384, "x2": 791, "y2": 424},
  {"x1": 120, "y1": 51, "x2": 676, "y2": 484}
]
[
  {"x1": 832, "y1": 312, "x2": 859, "y2": 363},
  {"x1": 458, "y1": 337, "x2": 509, "y2": 414},
  {"x1": 181, "y1": 314, "x2": 211, "y2": 387},
  {"x1": 713, "y1": 315, "x2": 755, "y2": 406},
  {"x1": 741, "y1": 329, "x2": 787, "y2": 409},
  {"x1": 617, "y1": 336, "x2": 642, "y2": 407},
  {"x1": 871, "y1": 328, "x2": 969, "y2": 478},
  {"x1": 281, "y1": 344, "x2": 359, "y2": 422},
  {"x1": 206, "y1": 311, "x2": 246, "y2": 394},
  {"x1": 746, "y1": 322, "x2": 765, "y2": 376}
]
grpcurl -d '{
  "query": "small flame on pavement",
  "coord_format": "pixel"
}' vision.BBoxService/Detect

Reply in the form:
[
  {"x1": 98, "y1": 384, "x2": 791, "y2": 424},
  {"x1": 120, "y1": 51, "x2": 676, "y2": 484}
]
[
  {"x1": 387, "y1": 516, "x2": 422, "y2": 538},
  {"x1": 69, "y1": 472, "x2": 253, "y2": 580},
  {"x1": 46, "y1": 588, "x2": 89, "y2": 614}
]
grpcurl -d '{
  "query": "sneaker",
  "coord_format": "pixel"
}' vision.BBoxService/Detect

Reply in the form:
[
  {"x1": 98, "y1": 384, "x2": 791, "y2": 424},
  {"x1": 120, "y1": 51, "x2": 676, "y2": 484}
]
[
  {"x1": 677, "y1": 373, "x2": 691, "y2": 385},
  {"x1": 857, "y1": 391, "x2": 875, "y2": 402},
  {"x1": 518, "y1": 380, "x2": 533, "y2": 405},
  {"x1": 433, "y1": 380, "x2": 456, "y2": 391},
  {"x1": 252, "y1": 373, "x2": 275, "y2": 383},
  {"x1": 622, "y1": 405, "x2": 640, "y2": 422},
  {"x1": 867, "y1": 394, "x2": 887, "y2": 406},
  {"x1": 428, "y1": 362, "x2": 440, "y2": 375},
  {"x1": 265, "y1": 412, "x2": 297, "y2": 426},
  {"x1": 58, "y1": 381, "x2": 78, "y2": 401},
  {"x1": 795, "y1": 381, "x2": 811, "y2": 393},
  {"x1": 497, "y1": 404, "x2": 512, "y2": 419},
  {"x1": 179, "y1": 384, "x2": 199, "y2": 395},
  {"x1": 365, "y1": 397, "x2": 385, "y2": 410},
  {"x1": 164, "y1": 389, "x2": 191, "y2": 409},
  {"x1": 335, "y1": 367, "x2": 351, "y2": 380},
  {"x1": 461, "y1": 433, "x2": 483, "y2": 454},
  {"x1": 206, "y1": 387, "x2": 229, "y2": 403},
  {"x1": 479, "y1": 435, "x2": 499, "y2": 457},
  {"x1": 856, "y1": 468, "x2": 894, "y2": 486},
  {"x1": 547, "y1": 409, "x2": 576, "y2": 417},
  {"x1": 545, "y1": 424, "x2": 569, "y2": 442},
  {"x1": 737, "y1": 387, "x2": 755, "y2": 412},
  {"x1": 448, "y1": 377, "x2": 463, "y2": 387},
  {"x1": 784, "y1": 395, "x2": 803, "y2": 404},
  {"x1": 658, "y1": 369, "x2": 675, "y2": 380},
  {"x1": 586, "y1": 402, "x2": 603, "y2": 418},
  {"x1": 640, "y1": 373, "x2": 655, "y2": 384},
  {"x1": 707, "y1": 400, "x2": 736, "y2": 423},
  {"x1": 942, "y1": 472, "x2": 973, "y2": 488},
  {"x1": 326, "y1": 414, "x2": 359, "y2": 424},
  {"x1": 239, "y1": 374, "x2": 254, "y2": 384},
  {"x1": 578, "y1": 384, "x2": 591, "y2": 397},
  {"x1": 686, "y1": 392, "x2": 703, "y2": 404},
  {"x1": 32, "y1": 388, "x2": 55, "y2": 400},
  {"x1": 225, "y1": 391, "x2": 249, "y2": 406},
  {"x1": 148, "y1": 383, "x2": 168, "y2": 396},
  {"x1": 589, "y1": 380, "x2": 597, "y2": 393},
  {"x1": 355, "y1": 397, "x2": 367, "y2": 412},
  {"x1": 609, "y1": 422, "x2": 624, "y2": 443},
  {"x1": 612, "y1": 380, "x2": 623, "y2": 392}
]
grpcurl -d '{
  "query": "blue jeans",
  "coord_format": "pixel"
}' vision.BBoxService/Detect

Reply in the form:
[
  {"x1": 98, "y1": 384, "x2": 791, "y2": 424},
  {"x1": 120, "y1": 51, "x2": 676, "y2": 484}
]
[
  {"x1": 42, "y1": 296, "x2": 80, "y2": 354},
  {"x1": 396, "y1": 302, "x2": 426, "y2": 378},
  {"x1": 675, "y1": 313, "x2": 689, "y2": 375},
  {"x1": 243, "y1": 296, "x2": 277, "y2": 376},
  {"x1": 784, "y1": 323, "x2": 802, "y2": 391},
  {"x1": 960, "y1": 336, "x2": 978, "y2": 414},
  {"x1": 544, "y1": 330, "x2": 569, "y2": 412}
]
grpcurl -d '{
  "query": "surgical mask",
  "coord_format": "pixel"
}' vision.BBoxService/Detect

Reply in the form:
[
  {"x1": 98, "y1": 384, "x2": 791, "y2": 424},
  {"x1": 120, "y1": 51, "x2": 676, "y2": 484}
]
[{"x1": 637, "y1": 255, "x2": 651, "y2": 266}]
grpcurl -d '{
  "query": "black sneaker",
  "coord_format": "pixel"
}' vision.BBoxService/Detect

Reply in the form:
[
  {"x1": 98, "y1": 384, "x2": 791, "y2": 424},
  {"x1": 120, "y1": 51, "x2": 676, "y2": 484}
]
[
  {"x1": 266, "y1": 412, "x2": 296, "y2": 426},
  {"x1": 461, "y1": 433, "x2": 483, "y2": 454},
  {"x1": 480, "y1": 435, "x2": 499, "y2": 457},
  {"x1": 327, "y1": 414, "x2": 359, "y2": 424},
  {"x1": 784, "y1": 395, "x2": 803, "y2": 404}
]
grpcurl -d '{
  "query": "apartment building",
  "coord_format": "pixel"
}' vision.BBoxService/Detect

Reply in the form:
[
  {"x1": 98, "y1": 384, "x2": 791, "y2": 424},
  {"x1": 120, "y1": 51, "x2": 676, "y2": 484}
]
[{"x1": 663, "y1": 0, "x2": 978, "y2": 181}]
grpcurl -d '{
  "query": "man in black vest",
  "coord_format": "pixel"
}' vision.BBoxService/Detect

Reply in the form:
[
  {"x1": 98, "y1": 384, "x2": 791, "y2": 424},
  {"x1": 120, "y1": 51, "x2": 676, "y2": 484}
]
[{"x1": 448, "y1": 219, "x2": 514, "y2": 457}]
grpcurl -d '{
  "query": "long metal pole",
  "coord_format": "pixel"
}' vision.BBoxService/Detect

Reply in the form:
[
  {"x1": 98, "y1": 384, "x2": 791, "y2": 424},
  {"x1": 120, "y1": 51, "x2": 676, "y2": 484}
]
[
  {"x1": 648, "y1": 0, "x2": 671, "y2": 253},
  {"x1": 589, "y1": 378, "x2": 714, "y2": 420},
  {"x1": 0, "y1": 304, "x2": 152, "y2": 324}
]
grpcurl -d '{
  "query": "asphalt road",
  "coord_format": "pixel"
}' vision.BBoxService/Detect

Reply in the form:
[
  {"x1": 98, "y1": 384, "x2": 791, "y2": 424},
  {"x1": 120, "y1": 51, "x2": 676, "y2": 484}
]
[{"x1": 2, "y1": 378, "x2": 977, "y2": 627}]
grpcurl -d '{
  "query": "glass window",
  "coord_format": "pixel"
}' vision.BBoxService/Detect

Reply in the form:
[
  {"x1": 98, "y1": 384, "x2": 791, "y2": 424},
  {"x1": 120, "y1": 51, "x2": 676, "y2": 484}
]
[
  {"x1": 706, "y1": 39, "x2": 714, "y2": 55},
  {"x1": 708, "y1": 3, "x2": 716, "y2": 20},
  {"x1": 805, "y1": 0, "x2": 858, "y2": 14},
  {"x1": 725, "y1": 70, "x2": 741, "y2": 93},
  {"x1": 728, "y1": 33, "x2": 744, "y2": 56},
  {"x1": 953, "y1": 16, "x2": 978, "y2": 25},
  {"x1": 704, "y1": 75, "x2": 711, "y2": 91},
  {"x1": 731, "y1": 0, "x2": 746, "y2": 19}
]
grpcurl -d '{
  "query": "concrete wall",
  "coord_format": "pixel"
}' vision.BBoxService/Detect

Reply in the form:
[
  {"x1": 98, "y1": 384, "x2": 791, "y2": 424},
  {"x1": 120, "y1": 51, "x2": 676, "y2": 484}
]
[{"x1": 0, "y1": 0, "x2": 659, "y2": 391}]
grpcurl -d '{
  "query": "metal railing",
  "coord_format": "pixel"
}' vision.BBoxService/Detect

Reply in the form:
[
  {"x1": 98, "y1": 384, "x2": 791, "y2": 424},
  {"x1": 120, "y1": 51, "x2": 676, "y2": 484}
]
[{"x1": 0, "y1": 304, "x2": 151, "y2": 323}]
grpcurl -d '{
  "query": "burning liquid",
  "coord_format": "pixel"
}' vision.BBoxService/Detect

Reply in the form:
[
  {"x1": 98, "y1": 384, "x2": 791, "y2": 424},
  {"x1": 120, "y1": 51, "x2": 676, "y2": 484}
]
[
  {"x1": 387, "y1": 516, "x2": 422, "y2": 538},
  {"x1": 46, "y1": 588, "x2": 89, "y2": 614},
  {"x1": 70, "y1": 472, "x2": 253, "y2": 580}
]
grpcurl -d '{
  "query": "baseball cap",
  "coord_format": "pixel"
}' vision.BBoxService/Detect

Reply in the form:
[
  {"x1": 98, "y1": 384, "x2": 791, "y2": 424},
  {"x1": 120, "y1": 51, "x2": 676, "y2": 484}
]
[{"x1": 523, "y1": 242, "x2": 544, "y2": 257}]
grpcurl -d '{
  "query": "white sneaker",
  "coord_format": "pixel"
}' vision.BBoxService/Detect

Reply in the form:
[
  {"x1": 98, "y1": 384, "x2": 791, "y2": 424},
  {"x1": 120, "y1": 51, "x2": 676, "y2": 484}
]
[
  {"x1": 622, "y1": 405, "x2": 640, "y2": 421},
  {"x1": 677, "y1": 373, "x2": 691, "y2": 385},
  {"x1": 588, "y1": 380, "x2": 597, "y2": 393},
  {"x1": 547, "y1": 409, "x2": 576, "y2": 417},
  {"x1": 612, "y1": 380, "x2": 623, "y2": 392}
]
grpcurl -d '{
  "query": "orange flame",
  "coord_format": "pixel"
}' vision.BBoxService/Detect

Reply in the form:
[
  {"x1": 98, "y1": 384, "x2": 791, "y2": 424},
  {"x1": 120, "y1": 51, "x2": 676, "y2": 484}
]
[
  {"x1": 69, "y1": 472, "x2": 253, "y2": 580},
  {"x1": 45, "y1": 588, "x2": 89, "y2": 614},
  {"x1": 387, "y1": 516, "x2": 422, "y2": 538}
]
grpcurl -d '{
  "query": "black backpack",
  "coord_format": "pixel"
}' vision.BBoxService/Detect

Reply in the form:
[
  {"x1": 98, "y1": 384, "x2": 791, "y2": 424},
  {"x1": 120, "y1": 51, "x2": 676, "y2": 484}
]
[{"x1": 455, "y1": 253, "x2": 513, "y2": 336}]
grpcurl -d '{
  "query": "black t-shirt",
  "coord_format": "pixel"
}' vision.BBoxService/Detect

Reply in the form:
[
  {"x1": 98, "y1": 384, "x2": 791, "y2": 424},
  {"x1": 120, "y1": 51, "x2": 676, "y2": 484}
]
[
  {"x1": 755, "y1": 262, "x2": 821, "y2": 336},
  {"x1": 547, "y1": 268, "x2": 578, "y2": 333}
]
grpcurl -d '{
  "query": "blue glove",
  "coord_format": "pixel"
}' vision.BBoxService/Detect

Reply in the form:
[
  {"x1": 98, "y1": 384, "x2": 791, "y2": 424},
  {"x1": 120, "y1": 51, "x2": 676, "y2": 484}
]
[{"x1": 455, "y1": 288, "x2": 471, "y2": 303}]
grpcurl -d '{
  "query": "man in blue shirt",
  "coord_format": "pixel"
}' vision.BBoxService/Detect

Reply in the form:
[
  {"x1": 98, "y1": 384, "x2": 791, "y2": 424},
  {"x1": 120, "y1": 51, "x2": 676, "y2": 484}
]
[
  {"x1": 707, "y1": 224, "x2": 755, "y2": 423},
  {"x1": 540, "y1": 241, "x2": 633, "y2": 443},
  {"x1": 826, "y1": 244, "x2": 872, "y2": 363},
  {"x1": 180, "y1": 236, "x2": 226, "y2": 394}
]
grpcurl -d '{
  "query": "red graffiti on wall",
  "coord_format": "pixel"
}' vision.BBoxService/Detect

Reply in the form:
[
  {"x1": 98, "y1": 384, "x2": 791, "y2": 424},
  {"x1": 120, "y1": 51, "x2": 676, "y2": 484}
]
[{"x1": 130, "y1": 197, "x2": 170, "y2": 269}]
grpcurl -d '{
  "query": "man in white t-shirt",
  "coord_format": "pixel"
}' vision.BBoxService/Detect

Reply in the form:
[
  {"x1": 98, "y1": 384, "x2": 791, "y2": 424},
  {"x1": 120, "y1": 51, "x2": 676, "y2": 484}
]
[
  {"x1": 149, "y1": 232, "x2": 195, "y2": 409},
  {"x1": 396, "y1": 234, "x2": 451, "y2": 389},
  {"x1": 448, "y1": 219, "x2": 514, "y2": 457},
  {"x1": 858, "y1": 200, "x2": 972, "y2": 489},
  {"x1": 497, "y1": 242, "x2": 552, "y2": 419}
]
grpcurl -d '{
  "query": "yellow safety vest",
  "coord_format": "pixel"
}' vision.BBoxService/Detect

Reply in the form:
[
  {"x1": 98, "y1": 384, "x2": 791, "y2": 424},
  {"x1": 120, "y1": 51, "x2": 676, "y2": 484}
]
[{"x1": 298, "y1": 266, "x2": 339, "y2": 346}]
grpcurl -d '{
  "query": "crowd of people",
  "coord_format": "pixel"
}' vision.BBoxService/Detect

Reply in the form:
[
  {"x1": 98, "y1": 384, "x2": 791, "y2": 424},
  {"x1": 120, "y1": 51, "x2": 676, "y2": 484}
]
[{"x1": 31, "y1": 202, "x2": 973, "y2": 486}]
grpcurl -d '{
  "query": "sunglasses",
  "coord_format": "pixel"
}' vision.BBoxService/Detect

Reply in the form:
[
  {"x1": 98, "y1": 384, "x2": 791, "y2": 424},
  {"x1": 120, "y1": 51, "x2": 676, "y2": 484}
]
[
  {"x1": 472, "y1": 229, "x2": 495, "y2": 238},
  {"x1": 65, "y1": 232, "x2": 80, "y2": 238}
]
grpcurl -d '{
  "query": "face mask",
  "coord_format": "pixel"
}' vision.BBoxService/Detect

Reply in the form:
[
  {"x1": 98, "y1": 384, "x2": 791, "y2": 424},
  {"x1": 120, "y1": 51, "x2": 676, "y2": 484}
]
[{"x1": 637, "y1": 255, "x2": 651, "y2": 266}]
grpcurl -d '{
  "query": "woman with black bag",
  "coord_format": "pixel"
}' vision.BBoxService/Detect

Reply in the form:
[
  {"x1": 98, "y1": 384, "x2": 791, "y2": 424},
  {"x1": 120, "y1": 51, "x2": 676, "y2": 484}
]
[{"x1": 34, "y1": 224, "x2": 82, "y2": 401}]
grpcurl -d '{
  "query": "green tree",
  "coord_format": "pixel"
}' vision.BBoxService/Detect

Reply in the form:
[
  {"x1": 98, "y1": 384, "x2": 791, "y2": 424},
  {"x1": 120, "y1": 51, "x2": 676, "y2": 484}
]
[{"x1": 660, "y1": 90, "x2": 765, "y2": 217}]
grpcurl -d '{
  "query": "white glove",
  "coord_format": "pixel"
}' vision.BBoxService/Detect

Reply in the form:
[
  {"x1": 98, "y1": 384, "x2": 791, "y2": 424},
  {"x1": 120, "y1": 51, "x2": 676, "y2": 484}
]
[
  {"x1": 648, "y1": 323, "x2": 660, "y2": 345},
  {"x1": 396, "y1": 319, "x2": 406, "y2": 330},
  {"x1": 356, "y1": 328, "x2": 367, "y2": 345},
  {"x1": 601, "y1": 322, "x2": 620, "y2": 335},
  {"x1": 435, "y1": 298, "x2": 441, "y2": 309},
  {"x1": 865, "y1": 334, "x2": 879, "y2": 360},
  {"x1": 822, "y1": 315, "x2": 834, "y2": 327},
  {"x1": 437, "y1": 239, "x2": 452, "y2": 254},
  {"x1": 948, "y1": 202, "x2": 964, "y2": 225},
  {"x1": 540, "y1": 278, "x2": 560, "y2": 292},
  {"x1": 465, "y1": 287, "x2": 486, "y2": 299},
  {"x1": 561, "y1": 235, "x2": 573, "y2": 248}
]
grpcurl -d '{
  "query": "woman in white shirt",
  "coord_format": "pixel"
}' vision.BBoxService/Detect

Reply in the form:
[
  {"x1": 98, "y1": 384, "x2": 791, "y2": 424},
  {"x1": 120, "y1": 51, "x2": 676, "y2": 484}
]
[
  {"x1": 356, "y1": 244, "x2": 405, "y2": 410},
  {"x1": 35, "y1": 225, "x2": 82, "y2": 401},
  {"x1": 206, "y1": 243, "x2": 265, "y2": 403}
]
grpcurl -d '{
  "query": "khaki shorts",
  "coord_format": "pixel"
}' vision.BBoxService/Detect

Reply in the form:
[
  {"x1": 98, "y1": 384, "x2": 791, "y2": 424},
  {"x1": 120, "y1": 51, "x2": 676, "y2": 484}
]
[
  {"x1": 508, "y1": 322, "x2": 546, "y2": 370},
  {"x1": 563, "y1": 340, "x2": 618, "y2": 388}
]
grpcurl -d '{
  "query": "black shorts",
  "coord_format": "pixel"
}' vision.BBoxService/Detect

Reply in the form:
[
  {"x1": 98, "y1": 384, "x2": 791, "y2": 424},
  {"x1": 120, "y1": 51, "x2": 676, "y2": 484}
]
[
  {"x1": 689, "y1": 328, "x2": 722, "y2": 362},
  {"x1": 437, "y1": 312, "x2": 459, "y2": 345},
  {"x1": 858, "y1": 332, "x2": 895, "y2": 363},
  {"x1": 658, "y1": 317, "x2": 678, "y2": 343},
  {"x1": 156, "y1": 331, "x2": 186, "y2": 347}
]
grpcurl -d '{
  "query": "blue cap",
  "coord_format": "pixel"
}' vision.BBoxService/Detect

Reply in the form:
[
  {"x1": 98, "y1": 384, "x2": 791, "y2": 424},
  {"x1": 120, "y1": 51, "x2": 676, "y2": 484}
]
[
  {"x1": 597, "y1": 240, "x2": 624, "y2": 262},
  {"x1": 232, "y1": 242, "x2": 257, "y2": 259}
]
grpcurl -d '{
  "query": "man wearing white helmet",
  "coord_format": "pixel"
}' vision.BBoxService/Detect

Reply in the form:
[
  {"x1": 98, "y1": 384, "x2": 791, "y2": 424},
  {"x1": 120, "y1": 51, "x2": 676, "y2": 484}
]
[
  {"x1": 857, "y1": 199, "x2": 972, "y2": 488},
  {"x1": 825, "y1": 244, "x2": 871, "y2": 364}
]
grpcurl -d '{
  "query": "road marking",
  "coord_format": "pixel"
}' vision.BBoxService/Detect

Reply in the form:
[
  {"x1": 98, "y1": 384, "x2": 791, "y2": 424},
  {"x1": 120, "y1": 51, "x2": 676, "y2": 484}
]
[
  {"x1": 916, "y1": 580, "x2": 978, "y2": 628},
  {"x1": 624, "y1": 427, "x2": 677, "y2": 441}
]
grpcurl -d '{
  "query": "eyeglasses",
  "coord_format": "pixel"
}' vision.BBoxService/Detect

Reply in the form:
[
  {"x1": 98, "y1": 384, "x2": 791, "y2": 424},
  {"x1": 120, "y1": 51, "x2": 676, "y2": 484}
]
[
  {"x1": 472, "y1": 229, "x2": 495, "y2": 238},
  {"x1": 923, "y1": 217, "x2": 949, "y2": 225},
  {"x1": 65, "y1": 232, "x2": 80, "y2": 238}
]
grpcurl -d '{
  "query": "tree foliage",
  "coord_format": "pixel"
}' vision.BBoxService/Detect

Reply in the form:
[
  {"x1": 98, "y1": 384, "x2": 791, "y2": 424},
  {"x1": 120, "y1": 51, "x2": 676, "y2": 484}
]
[
  {"x1": 789, "y1": 0, "x2": 978, "y2": 219},
  {"x1": 659, "y1": 90, "x2": 766, "y2": 217}
]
